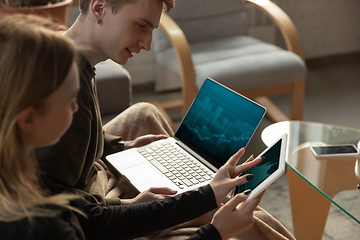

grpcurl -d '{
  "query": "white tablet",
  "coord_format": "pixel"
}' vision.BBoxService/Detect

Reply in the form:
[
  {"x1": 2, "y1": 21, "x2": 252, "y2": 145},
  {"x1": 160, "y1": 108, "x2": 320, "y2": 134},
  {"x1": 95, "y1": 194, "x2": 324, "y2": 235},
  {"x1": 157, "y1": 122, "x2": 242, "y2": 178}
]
[{"x1": 234, "y1": 133, "x2": 287, "y2": 205}]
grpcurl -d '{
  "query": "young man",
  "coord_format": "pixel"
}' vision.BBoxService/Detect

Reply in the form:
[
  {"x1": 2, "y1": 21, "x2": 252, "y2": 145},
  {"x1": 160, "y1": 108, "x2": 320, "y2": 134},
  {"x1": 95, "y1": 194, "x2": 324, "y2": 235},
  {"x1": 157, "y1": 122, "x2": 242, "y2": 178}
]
[
  {"x1": 36, "y1": 0, "x2": 295, "y2": 239},
  {"x1": 36, "y1": 0, "x2": 177, "y2": 206}
]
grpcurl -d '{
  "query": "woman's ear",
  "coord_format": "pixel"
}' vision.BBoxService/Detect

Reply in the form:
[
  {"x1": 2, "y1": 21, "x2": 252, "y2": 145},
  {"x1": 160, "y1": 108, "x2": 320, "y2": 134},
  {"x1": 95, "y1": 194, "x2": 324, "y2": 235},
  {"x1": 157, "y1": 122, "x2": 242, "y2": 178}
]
[
  {"x1": 17, "y1": 107, "x2": 36, "y2": 133},
  {"x1": 90, "y1": 0, "x2": 107, "y2": 22}
]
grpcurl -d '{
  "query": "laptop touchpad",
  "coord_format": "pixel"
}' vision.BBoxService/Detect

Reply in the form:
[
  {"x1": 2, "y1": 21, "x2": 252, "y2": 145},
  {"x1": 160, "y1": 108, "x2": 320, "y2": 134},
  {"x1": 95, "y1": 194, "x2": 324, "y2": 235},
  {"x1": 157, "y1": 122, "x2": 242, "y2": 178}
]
[{"x1": 121, "y1": 163, "x2": 162, "y2": 186}]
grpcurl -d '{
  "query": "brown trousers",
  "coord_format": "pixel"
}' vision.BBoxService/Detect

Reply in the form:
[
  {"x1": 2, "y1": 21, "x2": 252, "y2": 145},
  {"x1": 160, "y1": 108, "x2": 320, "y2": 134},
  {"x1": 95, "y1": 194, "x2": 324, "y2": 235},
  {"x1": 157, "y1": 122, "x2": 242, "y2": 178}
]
[{"x1": 94, "y1": 102, "x2": 295, "y2": 240}]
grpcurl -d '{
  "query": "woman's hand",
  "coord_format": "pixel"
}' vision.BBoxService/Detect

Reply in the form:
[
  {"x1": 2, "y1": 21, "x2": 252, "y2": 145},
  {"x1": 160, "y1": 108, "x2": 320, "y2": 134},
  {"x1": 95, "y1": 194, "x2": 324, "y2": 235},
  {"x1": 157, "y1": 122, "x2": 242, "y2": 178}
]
[
  {"x1": 120, "y1": 187, "x2": 177, "y2": 205},
  {"x1": 209, "y1": 148, "x2": 263, "y2": 205},
  {"x1": 211, "y1": 190, "x2": 265, "y2": 239}
]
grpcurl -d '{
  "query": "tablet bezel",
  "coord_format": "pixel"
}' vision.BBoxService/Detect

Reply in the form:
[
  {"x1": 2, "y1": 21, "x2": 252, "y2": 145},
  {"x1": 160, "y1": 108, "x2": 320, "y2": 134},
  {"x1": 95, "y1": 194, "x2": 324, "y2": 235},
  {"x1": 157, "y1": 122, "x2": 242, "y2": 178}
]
[{"x1": 235, "y1": 133, "x2": 287, "y2": 205}]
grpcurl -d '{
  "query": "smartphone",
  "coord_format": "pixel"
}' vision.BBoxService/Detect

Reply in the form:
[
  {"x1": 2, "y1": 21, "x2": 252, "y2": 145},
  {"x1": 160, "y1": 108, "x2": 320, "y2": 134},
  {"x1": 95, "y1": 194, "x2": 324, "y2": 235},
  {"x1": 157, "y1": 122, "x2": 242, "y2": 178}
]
[{"x1": 310, "y1": 144, "x2": 359, "y2": 158}]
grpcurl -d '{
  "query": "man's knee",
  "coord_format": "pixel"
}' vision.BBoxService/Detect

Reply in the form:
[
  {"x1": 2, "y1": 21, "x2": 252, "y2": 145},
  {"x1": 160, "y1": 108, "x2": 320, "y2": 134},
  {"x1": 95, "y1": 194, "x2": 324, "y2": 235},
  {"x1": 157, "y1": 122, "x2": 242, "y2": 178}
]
[
  {"x1": 131, "y1": 102, "x2": 163, "y2": 120},
  {"x1": 132, "y1": 102, "x2": 158, "y2": 113}
]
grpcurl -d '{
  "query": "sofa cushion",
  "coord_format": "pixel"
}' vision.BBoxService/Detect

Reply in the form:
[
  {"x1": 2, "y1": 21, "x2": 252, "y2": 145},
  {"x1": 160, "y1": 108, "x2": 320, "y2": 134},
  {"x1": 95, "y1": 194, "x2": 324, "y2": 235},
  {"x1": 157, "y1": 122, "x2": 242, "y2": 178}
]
[{"x1": 95, "y1": 59, "x2": 132, "y2": 116}]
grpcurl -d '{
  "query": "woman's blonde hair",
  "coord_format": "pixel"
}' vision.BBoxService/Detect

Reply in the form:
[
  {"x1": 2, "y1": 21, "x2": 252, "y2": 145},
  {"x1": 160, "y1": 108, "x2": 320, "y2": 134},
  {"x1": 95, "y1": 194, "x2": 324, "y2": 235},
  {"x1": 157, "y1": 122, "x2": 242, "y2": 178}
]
[{"x1": 0, "y1": 14, "x2": 80, "y2": 222}]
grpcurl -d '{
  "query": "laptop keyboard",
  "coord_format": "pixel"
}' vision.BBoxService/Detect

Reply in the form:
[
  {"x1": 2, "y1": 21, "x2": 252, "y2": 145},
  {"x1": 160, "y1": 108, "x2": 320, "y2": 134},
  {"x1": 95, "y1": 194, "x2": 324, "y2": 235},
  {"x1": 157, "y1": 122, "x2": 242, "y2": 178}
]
[{"x1": 137, "y1": 142, "x2": 215, "y2": 189}]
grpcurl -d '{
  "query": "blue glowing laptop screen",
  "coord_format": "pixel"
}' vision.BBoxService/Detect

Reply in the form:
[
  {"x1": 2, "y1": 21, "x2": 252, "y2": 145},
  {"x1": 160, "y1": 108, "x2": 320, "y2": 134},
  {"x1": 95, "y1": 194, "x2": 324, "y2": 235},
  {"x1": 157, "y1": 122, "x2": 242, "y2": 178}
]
[{"x1": 174, "y1": 78, "x2": 266, "y2": 168}]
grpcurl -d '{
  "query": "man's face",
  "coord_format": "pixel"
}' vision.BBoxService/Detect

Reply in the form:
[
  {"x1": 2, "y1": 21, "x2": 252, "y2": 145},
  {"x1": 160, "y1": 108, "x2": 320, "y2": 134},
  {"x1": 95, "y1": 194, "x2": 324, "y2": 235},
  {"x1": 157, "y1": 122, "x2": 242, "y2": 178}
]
[{"x1": 99, "y1": 0, "x2": 163, "y2": 65}]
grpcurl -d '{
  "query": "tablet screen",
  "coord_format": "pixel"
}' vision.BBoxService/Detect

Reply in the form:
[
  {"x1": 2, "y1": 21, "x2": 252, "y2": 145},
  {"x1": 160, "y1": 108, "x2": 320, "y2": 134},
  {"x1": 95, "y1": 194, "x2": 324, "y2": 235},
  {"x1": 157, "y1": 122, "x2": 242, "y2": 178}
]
[{"x1": 235, "y1": 138, "x2": 282, "y2": 194}]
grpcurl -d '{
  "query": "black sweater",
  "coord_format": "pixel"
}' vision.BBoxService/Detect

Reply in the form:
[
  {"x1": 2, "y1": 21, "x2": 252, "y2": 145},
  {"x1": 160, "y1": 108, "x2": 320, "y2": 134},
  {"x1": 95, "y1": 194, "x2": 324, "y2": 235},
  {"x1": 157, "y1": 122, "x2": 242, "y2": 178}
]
[{"x1": 0, "y1": 178, "x2": 221, "y2": 240}]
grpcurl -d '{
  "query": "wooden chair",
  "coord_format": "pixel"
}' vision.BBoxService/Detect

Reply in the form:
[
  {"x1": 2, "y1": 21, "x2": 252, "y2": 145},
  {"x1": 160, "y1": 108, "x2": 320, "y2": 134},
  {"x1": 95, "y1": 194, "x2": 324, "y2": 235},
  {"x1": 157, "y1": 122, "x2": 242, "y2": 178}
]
[{"x1": 152, "y1": 0, "x2": 306, "y2": 122}]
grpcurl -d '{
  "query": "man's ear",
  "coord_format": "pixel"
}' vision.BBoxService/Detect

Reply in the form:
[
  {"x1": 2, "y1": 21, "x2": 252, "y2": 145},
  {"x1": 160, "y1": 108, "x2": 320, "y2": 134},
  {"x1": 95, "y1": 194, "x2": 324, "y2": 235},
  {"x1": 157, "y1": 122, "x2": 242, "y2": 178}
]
[
  {"x1": 17, "y1": 107, "x2": 36, "y2": 133},
  {"x1": 91, "y1": 0, "x2": 107, "y2": 21}
]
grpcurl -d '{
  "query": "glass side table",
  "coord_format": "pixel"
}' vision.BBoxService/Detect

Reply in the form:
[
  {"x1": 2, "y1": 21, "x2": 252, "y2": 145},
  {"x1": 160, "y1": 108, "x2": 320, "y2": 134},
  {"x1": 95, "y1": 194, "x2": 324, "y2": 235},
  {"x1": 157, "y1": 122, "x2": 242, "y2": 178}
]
[{"x1": 261, "y1": 121, "x2": 360, "y2": 240}]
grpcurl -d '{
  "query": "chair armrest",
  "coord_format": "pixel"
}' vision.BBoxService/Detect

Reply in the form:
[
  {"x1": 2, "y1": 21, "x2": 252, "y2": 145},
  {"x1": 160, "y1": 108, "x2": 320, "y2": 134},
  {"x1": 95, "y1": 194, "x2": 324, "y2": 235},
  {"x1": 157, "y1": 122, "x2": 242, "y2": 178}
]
[
  {"x1": 159, "y1": 13, "x2": 197, "y2": 115},
  {"x1": 246, "y1": 0, "x2": 305, "y2": 60}
]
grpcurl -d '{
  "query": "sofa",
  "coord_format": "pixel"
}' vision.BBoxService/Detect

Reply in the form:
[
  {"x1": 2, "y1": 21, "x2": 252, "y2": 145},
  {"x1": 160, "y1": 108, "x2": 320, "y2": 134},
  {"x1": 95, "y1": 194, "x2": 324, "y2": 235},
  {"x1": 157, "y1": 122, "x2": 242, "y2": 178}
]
[{"x1": 95, "y1": 59, "x2": 132, "y2": 123}]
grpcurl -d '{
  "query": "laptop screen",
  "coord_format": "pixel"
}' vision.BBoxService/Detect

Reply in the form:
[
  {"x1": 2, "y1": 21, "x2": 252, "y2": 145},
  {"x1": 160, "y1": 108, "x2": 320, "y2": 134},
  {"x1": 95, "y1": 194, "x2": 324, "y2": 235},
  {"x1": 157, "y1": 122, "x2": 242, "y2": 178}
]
[{"x1": 174, "y1": 78, "x2": 266, "y2": 168}]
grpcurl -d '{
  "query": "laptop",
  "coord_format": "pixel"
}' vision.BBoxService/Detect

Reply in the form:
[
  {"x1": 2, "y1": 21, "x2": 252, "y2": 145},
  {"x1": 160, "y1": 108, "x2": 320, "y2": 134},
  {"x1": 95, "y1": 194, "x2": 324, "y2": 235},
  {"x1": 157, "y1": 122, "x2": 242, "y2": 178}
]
[{"x1": 106, "y1": 78, "x2": 266, "y2": 194}]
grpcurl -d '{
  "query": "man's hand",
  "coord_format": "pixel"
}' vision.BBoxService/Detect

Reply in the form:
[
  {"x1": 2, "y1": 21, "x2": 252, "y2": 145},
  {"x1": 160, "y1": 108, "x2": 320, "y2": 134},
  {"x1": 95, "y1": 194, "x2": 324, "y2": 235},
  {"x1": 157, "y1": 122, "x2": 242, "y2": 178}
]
[
  {"x1": 120, "y1": 187, "x2": 177, "y2": 205},
  {"x1": 124, "y1": 134, "x2": 168, "y2": 150}
]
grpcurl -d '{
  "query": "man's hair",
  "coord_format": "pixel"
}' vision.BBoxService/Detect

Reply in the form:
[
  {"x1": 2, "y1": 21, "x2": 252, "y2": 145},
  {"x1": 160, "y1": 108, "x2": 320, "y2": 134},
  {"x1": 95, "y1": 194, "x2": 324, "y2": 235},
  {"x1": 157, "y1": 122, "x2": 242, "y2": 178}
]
[{"x1": 79, "y1": 0, "x2": 175, "y2": 15}]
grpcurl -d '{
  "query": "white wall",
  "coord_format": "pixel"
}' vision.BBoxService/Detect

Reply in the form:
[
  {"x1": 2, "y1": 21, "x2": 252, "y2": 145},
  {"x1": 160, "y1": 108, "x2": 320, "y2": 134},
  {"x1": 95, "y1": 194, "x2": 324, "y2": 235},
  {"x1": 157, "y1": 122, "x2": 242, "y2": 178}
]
[{"x1": 275, "y1": 0, "x2": 360, "y2": 59}]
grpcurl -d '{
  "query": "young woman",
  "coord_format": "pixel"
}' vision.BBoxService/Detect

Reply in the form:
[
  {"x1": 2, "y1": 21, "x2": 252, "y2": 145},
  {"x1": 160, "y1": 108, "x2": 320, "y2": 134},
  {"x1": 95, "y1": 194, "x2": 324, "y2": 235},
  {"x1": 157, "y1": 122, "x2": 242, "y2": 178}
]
[
  {"x1": 0, "y1": 14, "x2": 82, "y2": 239},
  {"x1": 0, "y1": 14, "x2": 266, "y2": 240}
]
